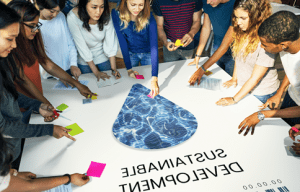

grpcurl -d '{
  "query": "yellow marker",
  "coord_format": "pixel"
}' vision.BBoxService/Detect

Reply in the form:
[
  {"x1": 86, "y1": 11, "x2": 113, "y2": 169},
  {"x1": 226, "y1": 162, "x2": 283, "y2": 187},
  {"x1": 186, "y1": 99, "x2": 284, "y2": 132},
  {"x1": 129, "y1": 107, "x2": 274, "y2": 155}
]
[
  {"x1": 91, "y1": 94, "x2": 97, "y2": 100},
  {"x1": 204, "y1": 71, "x2": 213, "y2": 76},
  {"x1": 175, "y1": 39, "x2": 184, "y2": 47}
]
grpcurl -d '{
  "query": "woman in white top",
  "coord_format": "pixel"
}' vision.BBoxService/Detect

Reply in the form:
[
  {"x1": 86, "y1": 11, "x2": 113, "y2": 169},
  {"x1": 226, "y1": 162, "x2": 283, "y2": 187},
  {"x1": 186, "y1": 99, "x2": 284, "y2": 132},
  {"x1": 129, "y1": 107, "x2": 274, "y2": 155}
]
[
  {"x1": 67, "y1": 0, "x2": 121, "y2": 81},
  {"x1": 37, "y1": 0, "x2": 82, "y2": 80}
]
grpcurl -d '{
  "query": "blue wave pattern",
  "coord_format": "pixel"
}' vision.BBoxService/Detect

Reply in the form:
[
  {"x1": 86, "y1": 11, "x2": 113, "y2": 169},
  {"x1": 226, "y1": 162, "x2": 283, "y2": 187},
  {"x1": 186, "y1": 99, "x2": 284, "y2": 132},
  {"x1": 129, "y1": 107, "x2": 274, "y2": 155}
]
[{"x1": 113, "y1": 84, "x2": 198, "y2": 149}]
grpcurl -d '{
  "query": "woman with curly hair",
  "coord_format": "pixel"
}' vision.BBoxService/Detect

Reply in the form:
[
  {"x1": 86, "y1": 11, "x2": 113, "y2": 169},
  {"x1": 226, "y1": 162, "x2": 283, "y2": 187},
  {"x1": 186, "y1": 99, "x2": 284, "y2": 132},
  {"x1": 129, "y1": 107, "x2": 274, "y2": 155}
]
[
  {"x1": 111, "y1": 0, "x2": 159, "y2": 97},
  {"x1": 67, "y1": 0, "x2": 121, "y2": 81},
  {"x1": 190, "y1": 0, "x2": 280, "y2": 106}
]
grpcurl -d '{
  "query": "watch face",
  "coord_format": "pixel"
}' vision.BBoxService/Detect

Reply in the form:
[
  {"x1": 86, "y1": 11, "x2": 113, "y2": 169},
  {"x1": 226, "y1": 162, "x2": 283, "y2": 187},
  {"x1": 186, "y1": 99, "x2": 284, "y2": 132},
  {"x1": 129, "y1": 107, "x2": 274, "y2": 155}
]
[{"x1": 258, "y1": 112, "x2": 264, "y2": 121}]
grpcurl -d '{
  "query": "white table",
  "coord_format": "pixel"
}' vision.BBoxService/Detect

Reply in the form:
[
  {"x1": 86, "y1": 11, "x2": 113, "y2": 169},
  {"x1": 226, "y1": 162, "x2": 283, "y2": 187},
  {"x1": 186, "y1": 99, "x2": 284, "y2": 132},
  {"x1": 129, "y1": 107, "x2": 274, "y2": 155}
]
[{"x1": 20, "y1": 59, "x2": 300, "y2": 192}]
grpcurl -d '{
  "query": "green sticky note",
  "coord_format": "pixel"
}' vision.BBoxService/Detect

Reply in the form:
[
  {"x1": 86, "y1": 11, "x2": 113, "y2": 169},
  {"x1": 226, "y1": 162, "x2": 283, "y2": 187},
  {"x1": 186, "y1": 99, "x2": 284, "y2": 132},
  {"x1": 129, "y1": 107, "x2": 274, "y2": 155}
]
[
  {"x1": 66, "y1": 123, "x2": 84, "y2": 136},
  {"x1": 57, "y1": 103, "x2": 69, "y2": 111}
]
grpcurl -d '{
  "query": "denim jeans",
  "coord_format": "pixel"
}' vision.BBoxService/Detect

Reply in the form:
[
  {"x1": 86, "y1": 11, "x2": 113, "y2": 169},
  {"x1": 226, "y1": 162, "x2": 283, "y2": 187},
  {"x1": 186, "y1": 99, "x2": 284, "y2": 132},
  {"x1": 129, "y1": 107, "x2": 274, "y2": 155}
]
[
  {"x1": 78, "y1": 60, "x2": 111, "y2": 74},
  {"x1": 163, "y1": 46, "x2": 194, "y2": 62},
  {"x1": 280, "y1": 91, "x2": 300, "y2": 126},
  {"x1": 210, "y1": 44, "x2": 235, "y2": 76},
  {"x1": 254, "y1": 90, "x2": 277, "y2": 104},
  {"x1": 129, "y1": 52, "x2": 151, "y2": 67}
]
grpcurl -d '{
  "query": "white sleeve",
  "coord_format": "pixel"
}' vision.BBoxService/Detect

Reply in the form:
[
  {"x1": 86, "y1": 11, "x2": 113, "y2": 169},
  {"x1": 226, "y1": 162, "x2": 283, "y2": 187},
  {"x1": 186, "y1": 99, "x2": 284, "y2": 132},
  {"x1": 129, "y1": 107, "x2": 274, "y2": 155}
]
[
  {"x1": 0, "y1": 173, "x2": 10, "y2": 191},
  {"x1": 60, "y1": 13, "x2": 78, "y2": 67},
  {"x1": 103, "y1": 16, "x2": 118, "y2": 58},
  {"x1": 67, "y1": 12, "x2": 93, "y2": 63}
]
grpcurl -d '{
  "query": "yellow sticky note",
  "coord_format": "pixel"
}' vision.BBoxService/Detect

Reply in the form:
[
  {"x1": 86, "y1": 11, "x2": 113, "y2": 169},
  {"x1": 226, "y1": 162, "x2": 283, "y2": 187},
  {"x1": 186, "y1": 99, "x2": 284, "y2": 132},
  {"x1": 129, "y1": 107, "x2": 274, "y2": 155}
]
[
  {"x1": 91, "y1": 94, "x2": 97, "y2": 100},
  {"x1": 204, "y1": 71, "x2": 213, "y2": 76},
  {"x1": 66, "y1": 123, "x2": 84, "y2": 136},
  {"x1": 175, "y1": 39, "x2": 184, "y2": 47}
]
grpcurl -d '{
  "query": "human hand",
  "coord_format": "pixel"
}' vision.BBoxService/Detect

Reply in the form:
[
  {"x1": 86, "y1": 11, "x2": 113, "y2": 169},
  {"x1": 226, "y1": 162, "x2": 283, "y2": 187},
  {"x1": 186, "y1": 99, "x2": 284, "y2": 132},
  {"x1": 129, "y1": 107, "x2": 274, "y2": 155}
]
[
  {"x1": 71, "y1": 173, "x2": 90, "y2": 186},
  {"x1": 75, "y1": 82, "x2": 97, "y2": 99},
  {"x1": 94, "y1": 71, "x2": 110, "y2": 82},
  {"x1": 112, "y1": 69, "x2": 121, "y2": 79},
  {"x1": 188, "y1": 68, "x2": 204, "y2": 86},
  {"x1": 289, "y1": 124, "x2": 300, "y2": 141},
  {"x1": 291, "y1": 142, "x2": 300, "y2": 155},
  {"x1": 181, "y1": 33, "x2": 193, "y2": 47},
  {"x1": 223, "y1": 79, "x2": 237, "y2": 88},
  {"x1": 70, "y1": 66, "x2": 82, "y2": 81},
  {"x1": 127, "y1": 69, "x2": 139, "y2": 79},
  {"x1": 238, "y1": 112, "x2": 260, "y2": 136},
  {"x1": 149, "y1": 77, "x2": 159, "y2": 98},
  {"x1": 60, "y1": 79, "x2": 74, "y2": 88},
  {"x1": 259, "y1": 93, "x2": 282, "y2": 110},
  {"x1": 216, "y1": 97, "x2": 236, "y2": 106},
  {"x1": 166, "y1": 41, "x2": 178, "y2": 52},
  {"x1": 39, "y1": 103, "x2": 57, "y2": 122},
  {"x1": 53, "y1": 125, "x2": 76, "y2": 141},
  {"x1": 187, "y1": 58, "x2": 200, "y2": 69},
  {"x1": 17, "y1": 172, "x2": 36, "y2": 180}
]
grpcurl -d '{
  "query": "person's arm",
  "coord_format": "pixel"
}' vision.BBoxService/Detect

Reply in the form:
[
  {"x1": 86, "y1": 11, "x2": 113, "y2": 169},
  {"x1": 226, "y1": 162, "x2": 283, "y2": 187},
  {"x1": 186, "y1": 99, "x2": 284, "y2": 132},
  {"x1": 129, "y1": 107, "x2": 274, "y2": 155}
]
[
  {"x1": 18, "y1": 69, "x2": 51, "y2": 105},
  {"x1": 260, "y1": 74, "x2": 290, "y2": 109},
  {"x1": 181, "y1": 10, "x2": 202, "y2": 47},
  {"x1": 3, "y1": 172, "x2": 89, "y2": 192},
  {"x1": 149, "y1": 13, "x2": 159, "y2": 97}
]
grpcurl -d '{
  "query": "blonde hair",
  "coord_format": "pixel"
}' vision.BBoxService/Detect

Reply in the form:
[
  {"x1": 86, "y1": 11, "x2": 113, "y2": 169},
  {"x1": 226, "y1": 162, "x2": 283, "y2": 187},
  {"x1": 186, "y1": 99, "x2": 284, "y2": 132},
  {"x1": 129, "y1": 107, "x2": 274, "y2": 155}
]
[
  {"x1": 231, "y1": 0, "x2": 272, "y2": 59},
  {"x1": 117, "y1": 0, "x2": 150, "y2": 32}
]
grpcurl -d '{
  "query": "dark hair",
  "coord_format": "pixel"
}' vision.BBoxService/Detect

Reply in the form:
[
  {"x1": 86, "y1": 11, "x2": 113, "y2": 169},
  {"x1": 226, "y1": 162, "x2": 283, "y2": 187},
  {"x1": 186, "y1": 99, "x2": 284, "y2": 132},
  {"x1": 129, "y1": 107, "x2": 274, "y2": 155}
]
[
  {"x1": 0, "y1": 1, "x2": 23, "y2": 101},
  {"x1": 0, "y1": 131, "x2": 13, "y2": 176},
  {"x1": 35, "y1": 0, "x2": 65, "y2": 11},
  {"x1": 8, "y1": 0, "x2": 49, "y2": 68},
  {"x1": 78, "y1": 0, "x2": 110, "y2": 32},
  {"x1": 258, "y1": 11, "x2": 300, "y2": 44}
]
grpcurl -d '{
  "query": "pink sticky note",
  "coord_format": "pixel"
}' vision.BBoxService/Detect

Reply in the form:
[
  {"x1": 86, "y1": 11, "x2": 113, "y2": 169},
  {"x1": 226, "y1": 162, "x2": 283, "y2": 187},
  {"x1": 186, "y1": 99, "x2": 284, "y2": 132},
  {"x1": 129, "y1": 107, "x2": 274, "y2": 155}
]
[
  {"x1": 86, "y1": 161, "x2": 106, "y2": 178},
  {"x1": 136, "y1": 75, "x2": 144, "y2": 79},
  {"x1": 147, "y1": 94, "x2": 153, "y2": 98},
  {"x1": 292, "y1": 127, "x2": 299, "y2": 133}
]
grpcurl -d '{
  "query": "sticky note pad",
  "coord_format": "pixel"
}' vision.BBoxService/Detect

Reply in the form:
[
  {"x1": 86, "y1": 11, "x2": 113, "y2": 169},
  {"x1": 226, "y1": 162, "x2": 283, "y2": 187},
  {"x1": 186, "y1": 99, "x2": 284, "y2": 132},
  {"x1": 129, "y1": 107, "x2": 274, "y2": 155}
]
[
  {"x1": 56, "y1": 103, "x2": 69, "y2": 111},
  {"x1": 292, "y1": 127, "x2": 299, "y2": 133},
  {"x1": 175, "y1": 39, "x2": 183, "y2": 47},
  {"x1": 66, "y1": 123, "x2": 84, "y2": 136},
  {"x1": 147, "y1": 94, "x2": 153, "y2": 99},
  {"x1": 86, "y1": 161, "x2": 106, "y2": 178},
  {"x1": 136, "y1": 75, "x2": 144, "y2": 79}
]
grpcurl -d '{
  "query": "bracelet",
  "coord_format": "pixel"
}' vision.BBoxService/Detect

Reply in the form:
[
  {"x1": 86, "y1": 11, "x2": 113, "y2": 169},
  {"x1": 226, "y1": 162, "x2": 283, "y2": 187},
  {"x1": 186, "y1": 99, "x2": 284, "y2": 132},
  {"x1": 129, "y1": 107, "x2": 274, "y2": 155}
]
[
  {"x1": 201, "y1": 65, "x2": 206, "y2": 72},
  {"x1": 64, "y1": 174, "x2": 71, "y2": 185},
  {"x1": 195, "y1": 54, "x2": 201, "y2": 57}
]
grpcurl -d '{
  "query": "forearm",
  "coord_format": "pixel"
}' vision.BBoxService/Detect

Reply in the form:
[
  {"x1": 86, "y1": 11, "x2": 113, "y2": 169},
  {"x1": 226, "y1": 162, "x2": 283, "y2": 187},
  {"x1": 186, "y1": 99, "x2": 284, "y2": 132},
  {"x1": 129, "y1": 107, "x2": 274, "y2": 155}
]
[
  {"x1": 109, "y1": 56, "x2": 117, "y2": 71},
  {"x1": 234, "y1": 78, "x2": 261, "y2": 102},
  {"x1": 157, "y1": 27, "x2": 168, "y2": 47},
  {"x1": 86, "y1": 60, "x2": 99, "y2": 74},
  {"x1": 194, "y1": 23, "x2": 211, "y2": 63},
  {"x1": 43, "y1": 60, "x2": 78, "y2": 87},
  {"x1": 261, "y1": 106, "x2": 300, "y2": 119},
  {"x1": 188, "y1": 21, "x2": 201, "y2": 39},
  {"x1": 276, "y1": 75, "x2": 290, "y2": 96},
  {"x1": 20, "y1": 75, "x2": 51, "y2": 105},
  {"x1": 3, "y1": 175, "x2": 69, "y2": 192}
]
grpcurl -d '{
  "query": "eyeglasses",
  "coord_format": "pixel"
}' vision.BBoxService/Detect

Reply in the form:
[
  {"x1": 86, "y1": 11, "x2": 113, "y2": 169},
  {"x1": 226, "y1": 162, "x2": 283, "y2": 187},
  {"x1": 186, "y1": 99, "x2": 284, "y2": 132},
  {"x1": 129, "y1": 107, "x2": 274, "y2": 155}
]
[{"x1": 22, "y1": 22, "x2": 42, "y2": 32}]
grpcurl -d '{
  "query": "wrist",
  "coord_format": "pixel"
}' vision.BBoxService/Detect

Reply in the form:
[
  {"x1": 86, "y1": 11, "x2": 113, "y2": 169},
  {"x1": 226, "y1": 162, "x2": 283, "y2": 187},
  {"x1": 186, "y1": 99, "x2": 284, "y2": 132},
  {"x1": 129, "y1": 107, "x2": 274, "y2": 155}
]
[
  {"x1": 151, "y1": 76, "x2": 158, "y2": 81},
  {"x1": 64, "y1": 174, "x2": 71, "y2": 185},
  {"x1": 257, "y1": 111, "x2": 265, "y2": 121}
]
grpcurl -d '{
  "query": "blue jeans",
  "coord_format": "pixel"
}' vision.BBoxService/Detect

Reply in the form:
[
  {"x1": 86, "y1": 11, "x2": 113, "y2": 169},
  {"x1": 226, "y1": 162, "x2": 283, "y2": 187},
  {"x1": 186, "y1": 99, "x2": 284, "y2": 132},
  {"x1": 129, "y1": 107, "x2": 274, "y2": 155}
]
[
  {"x1": 129, "y1": 52, "x2": 151, "y2": 67},
  {"x1": 163, "y1": 46, "x2": 194, "y2": 62},
  {"x1": 254, "y1": 90, "x2": 277, "y2": 104},
  {"x1": 210, "y1": 44, "x2": 235, "y2": 76},
  {"x1": 78, "y1": 60, "x2": 111, "y2": 74},
  {"x1": 280, "y1": 91, "x2": 300, "y2": 126}
]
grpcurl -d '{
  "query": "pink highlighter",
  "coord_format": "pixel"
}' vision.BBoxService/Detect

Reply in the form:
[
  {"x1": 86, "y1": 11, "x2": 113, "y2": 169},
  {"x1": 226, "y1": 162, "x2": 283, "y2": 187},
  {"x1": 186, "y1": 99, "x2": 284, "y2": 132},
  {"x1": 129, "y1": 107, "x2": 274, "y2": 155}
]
[
  {"x1": 136, "y1": 75, "x2": 144, "y2": 79},
  {"x1": 292, "y1": 127, "x2": 299, "y2": 133}
]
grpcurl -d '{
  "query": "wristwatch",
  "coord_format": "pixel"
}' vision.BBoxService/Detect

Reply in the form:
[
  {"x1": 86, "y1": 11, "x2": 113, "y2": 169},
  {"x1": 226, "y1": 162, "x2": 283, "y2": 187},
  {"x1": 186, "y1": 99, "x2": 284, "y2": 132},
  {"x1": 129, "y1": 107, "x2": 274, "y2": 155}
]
[
  {"x1": 64, "y1": 174, "x2": 71, "y2": 185},
  {"x1": 257, "y1": 111, "x2": 265, "y2": 121}
]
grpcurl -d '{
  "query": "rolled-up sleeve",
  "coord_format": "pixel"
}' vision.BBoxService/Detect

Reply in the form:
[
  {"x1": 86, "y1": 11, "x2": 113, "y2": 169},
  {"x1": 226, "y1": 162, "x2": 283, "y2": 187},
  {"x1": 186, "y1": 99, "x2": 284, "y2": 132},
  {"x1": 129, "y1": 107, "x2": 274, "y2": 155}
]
[
  {"x1": 103, "y1": 16, "x2": 118, "y2": 58},
  {"x1": 67, "y1": 12, "x2": 93, "y2": 63}
]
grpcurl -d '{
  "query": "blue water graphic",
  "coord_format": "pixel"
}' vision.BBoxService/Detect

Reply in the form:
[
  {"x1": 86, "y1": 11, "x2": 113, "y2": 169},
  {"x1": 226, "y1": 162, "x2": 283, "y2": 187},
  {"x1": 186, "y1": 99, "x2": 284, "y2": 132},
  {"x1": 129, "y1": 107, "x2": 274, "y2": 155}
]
[{"x1": 112, "y1": 84, "x2": 198, "y2": 149}]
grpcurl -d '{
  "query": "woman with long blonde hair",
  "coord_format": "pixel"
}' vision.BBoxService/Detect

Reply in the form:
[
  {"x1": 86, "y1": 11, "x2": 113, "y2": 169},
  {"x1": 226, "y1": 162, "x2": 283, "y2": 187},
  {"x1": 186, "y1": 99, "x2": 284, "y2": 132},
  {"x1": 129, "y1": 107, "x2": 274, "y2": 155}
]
[
  {"x1": 191, "y1": 0, "x2": 280, "y2": 106},
  {"x1": 111, "y1": 0, "x2": 159, "y2": 97}
]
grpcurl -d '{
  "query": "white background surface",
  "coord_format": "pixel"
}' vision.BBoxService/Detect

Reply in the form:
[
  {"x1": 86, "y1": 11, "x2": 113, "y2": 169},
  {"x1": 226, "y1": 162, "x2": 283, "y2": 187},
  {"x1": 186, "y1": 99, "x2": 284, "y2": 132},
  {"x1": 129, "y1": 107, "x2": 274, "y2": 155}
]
[{"x1": 20, "y1": 59, "x2": 300, "y2": 192}]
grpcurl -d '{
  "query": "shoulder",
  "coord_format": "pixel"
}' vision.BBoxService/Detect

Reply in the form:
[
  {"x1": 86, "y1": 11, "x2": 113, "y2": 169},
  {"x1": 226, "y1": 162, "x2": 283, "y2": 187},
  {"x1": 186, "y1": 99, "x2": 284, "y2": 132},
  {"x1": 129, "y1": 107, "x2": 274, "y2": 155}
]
[{"x1": 71, "y1": 7, "x2": 79, "y2": 18}]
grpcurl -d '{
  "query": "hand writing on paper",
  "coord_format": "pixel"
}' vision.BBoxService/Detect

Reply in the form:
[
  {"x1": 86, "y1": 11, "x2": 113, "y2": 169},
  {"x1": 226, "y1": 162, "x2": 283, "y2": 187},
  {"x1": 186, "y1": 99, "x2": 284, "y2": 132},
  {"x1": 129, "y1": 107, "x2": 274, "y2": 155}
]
[
  {"x1": 60, "y1": 79, "x2": 74, "y2": 88},
  {"x1": 53, "y1": 125, "x2": 76, "y2": 141},
  {"x1": 71, "y1": 174, "x2": 90, "y2": 186},
  {"x1": 112, "y1": 69, "x2": 121, "y2": 79},
  {"x1": 259, "y1": 93, "x2": 281, "y2": 110},
  {"x1": 222, "y1": 78, "x2": 237, "y2": 88},
  {"x1": 127, "y1": 69, "x2": 139, "y2": 79},
  {"x1": 181, "y1": 33, "x2": 193, "y2": 47},
  {"x1": 289, "y1": 124, "x2": 300, "y2": 141},
  {"x1": 188, "y1": 68, "x2": 204, "y2": 86},
  {"x1": 70, "y1": 66, "x2": 82, "y2": 81},
  {"x1": 216, "y1": 97, "x2": 236, "y2": 106},
  {"x1": 238, "y1": 112, "x2": 260, "y2": 136},
  {"x1": 150, "y1": 77, "x2": 159, "y2": 98}
]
